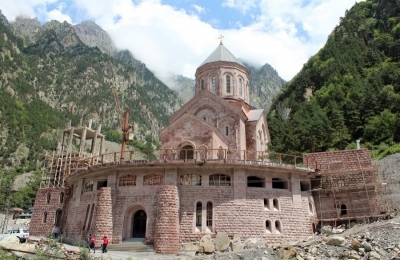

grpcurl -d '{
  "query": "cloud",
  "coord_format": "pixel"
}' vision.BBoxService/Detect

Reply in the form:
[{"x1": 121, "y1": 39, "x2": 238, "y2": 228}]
[
  {"x1": 222, "y1": 0, "x2": 258, "y2": 14},
  {"x1": 191, "y1": 4, "x2": 205, "y2": 14}
]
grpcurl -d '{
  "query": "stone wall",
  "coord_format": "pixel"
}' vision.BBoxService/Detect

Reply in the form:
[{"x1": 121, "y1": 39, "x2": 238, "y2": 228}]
[
  {"x1": 30, "y1": 187, "x2": 67, "y2": 236},
  {"x1": 94, "y1": 187, "x2": 113, "y2": 247},
  {"x1": 154, "y1": 185, "x2": 180, "y2": 254}
]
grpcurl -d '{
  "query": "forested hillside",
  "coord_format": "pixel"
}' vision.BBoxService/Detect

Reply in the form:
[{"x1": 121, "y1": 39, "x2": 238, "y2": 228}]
[{"x1": 268, "y1": 0, "x2": 400, "y2": 158}]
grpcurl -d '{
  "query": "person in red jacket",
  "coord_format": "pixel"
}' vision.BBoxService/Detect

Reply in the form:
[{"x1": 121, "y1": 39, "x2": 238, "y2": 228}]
[
  {"x1": 89, "y1": 235, "x2": 96, "y2": 253},
  {"x1": 102, "y1": 236, "x2": 109, "y2": 253}
]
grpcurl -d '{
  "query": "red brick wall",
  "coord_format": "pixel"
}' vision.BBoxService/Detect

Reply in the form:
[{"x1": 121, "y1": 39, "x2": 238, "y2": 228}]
[
  {"x1": 154, "y1": 186, "x2": 179, "y2": 254},
  {"x1": 94, "y1": 187, "x2": 113, "y2": 247},
  {"x1": 30, "y1": 187, "x2": 67, "y2": 236}
]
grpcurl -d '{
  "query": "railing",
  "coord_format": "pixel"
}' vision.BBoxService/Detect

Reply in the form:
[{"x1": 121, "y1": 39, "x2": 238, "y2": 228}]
[{"x1": 66, "y1": 149, "x2": 313, "y2": 175}]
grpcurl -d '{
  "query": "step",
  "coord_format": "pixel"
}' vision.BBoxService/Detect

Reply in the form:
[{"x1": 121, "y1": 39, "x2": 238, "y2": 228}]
[{"x1": 107, "y1": 239, "x2": 154, "y2": 252}]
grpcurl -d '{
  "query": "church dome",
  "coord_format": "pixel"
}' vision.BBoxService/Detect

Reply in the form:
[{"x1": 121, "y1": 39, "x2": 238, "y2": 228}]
[{"x1": 200, "y1": 44, "x2": 244, "y2": 67}]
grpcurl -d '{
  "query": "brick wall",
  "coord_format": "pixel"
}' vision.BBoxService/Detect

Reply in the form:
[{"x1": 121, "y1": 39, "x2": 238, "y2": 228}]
[
  {"x1": 30, "y1": 187, "x2": 67, "y2": 236},
  {"x1": 94, "y1": 187, "x2": 113, "y2": 247},
  {"x1": 154, "y1": 185, "x2": 180, "y2": 254}
]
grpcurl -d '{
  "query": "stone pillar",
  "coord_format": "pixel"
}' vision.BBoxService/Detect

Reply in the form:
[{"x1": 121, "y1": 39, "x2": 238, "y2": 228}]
[
  {"x1": 154, "y1": 185, "x2": 179, "y2": 254},
  {"x1": 94, "y1": 187, "x2": 113, "y2": 245}
]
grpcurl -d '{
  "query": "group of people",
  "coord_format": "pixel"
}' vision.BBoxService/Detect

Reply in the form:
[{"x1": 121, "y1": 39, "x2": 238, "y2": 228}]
[{"x1": 87, "y1": 234, "x2": 109, "y2": 253}]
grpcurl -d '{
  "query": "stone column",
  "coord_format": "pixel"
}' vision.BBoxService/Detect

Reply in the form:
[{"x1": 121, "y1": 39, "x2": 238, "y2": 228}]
[
  {"x1": 94, "y1": 187, "x2": 113, "y2": 244},
  {"x1": 154, "y1": 185, "x2": 179, "y2": 254}
]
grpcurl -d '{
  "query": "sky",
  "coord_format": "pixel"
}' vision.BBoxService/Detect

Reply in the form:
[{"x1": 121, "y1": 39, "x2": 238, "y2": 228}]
[{"x1": 0, "y1": 0, "x2": 359, "y2": 85}]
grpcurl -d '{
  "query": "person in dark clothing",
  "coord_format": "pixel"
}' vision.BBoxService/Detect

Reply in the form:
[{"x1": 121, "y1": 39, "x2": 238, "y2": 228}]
[
  {"x1": 102, "y1": 236, "x2": 109, "y2": 253},
  {"x1": 88, "y1": 235, "x2": 96, "y2": 253}
]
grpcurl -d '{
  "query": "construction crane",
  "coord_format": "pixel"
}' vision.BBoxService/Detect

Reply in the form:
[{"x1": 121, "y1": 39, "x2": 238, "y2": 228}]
[{"x1": 112, "y1": 87, "x2": 133, "y2": 161}]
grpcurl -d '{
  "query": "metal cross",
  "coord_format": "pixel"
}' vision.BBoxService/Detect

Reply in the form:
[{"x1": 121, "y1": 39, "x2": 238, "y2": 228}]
[{"x1": 219, "y1": 35, "x2": 224, "y2": 45}]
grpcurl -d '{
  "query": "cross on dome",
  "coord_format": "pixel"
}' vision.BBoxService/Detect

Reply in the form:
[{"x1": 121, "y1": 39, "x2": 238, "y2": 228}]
[{"x1": 219, "y1": 35, "x2": 224, "y2": 45}]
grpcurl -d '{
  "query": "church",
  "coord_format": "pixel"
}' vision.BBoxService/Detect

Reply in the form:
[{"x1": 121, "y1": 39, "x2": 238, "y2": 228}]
[{"x1": 29, "y1": 40, "x2": 380, "y2": 254}]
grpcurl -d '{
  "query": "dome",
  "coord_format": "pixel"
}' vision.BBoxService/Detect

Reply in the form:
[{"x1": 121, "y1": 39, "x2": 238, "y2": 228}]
[{"x1": 200, "y1": 43, "x2": 244, "y2": 67}]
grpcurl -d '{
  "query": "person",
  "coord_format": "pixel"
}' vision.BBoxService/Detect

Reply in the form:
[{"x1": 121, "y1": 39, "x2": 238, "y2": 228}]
[
  {"x1": 102, "y1": 236, "x2": 109, "y2": 253},
  {"x1": 88, "y1": 235, "x2": 96, "y2": 253},
  {"x1": 51, "y1": 226, "x2": 60, "y2": 238},
  {"x1": 87, "y1": 234, "x2": 92, "y2": 248}
]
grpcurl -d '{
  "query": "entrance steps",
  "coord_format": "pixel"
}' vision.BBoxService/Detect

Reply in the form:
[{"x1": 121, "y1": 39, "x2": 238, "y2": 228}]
[{"x1": 107, "y1": 238, "x2": 154, "y2": 252}]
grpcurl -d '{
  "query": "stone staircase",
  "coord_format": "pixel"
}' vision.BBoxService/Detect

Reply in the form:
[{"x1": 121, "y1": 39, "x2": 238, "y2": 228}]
[{"x1": 107, "y1": 238, "x2": 154, "y2": 252}]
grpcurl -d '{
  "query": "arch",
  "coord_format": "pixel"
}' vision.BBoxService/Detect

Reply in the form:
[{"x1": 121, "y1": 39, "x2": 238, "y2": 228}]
[
  {"x1": 84, "y1": 181, "x2": 94, "y2": 192},
  {"x1": 264, "y1": 198, "x2": 270, "y2": 210},
  {"x1": 195, "y1": 201, "x2": 202, "y2": 231},
  {"x1": 275, "y1": 220, "x2": 282, "y2": 234},
  {"x1": 143, "y1": 174, "x2": 164, "y2": 185},
  {"x1": 122, "y1": 204, "x2": 147, "y2": 240},
  {"x1": 340, "y1": 204, "x2": 347, "y2": 216},
  {"x1": 180, "y1": 144, "x2": 194, "y2": 160},
  {"x1": 43, "y1": 212, "x2": 47, "y2": 223},
  {"x1": 55, "y1": 208, "x2": 62, "y2": 227},
  {"x1": 206, "y1": 201, "x2": 213, "y2": 231},
  {"x1": 226, "y1": 74, "x2": 231, "y2": 93},
  {"x1": 272, "y1": 178, "x2": 288, "y2": 189},
  {"x1": 59, "y1": 192, "x2": 64, "y2": 203},
  {"x1": 82, "y1": 204, "x2": 90, "y2": 230},
  {"x1": 247, "y1": 176, "x2": 264, "y2": 187},
  {"x1": 265, "y1": 220, "x2": 272, "y2": 233},
  {"x1": 47, "y1": 193, "x2": 51, "y2": 204},
  {"x1": 180, "y1": 174, "x2": 201, "y2": 186},
  {"x1": 119, "y1": 174, "x2": 137, "y2": 186},
  {"x1": 209, "y1": 174, "x2": 231, "y2": 186},
  {"x1": 132, "y1": 210, "x2": 147, "y2": 238}
]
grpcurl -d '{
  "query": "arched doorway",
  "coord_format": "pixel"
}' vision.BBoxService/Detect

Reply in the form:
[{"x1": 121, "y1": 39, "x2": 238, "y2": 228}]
[
  {"x1": 340, "y1": 204, "x2": 347, "y2": 216},
  {"x1": 179, "y1": 145, "x2": 194, "y2": 160},
  {"x1": 132, "y1": 210, "x2": 147, "y2": 238},
  {"x1": 55, "y1": 209, "x2": 62, "y2": 227}
]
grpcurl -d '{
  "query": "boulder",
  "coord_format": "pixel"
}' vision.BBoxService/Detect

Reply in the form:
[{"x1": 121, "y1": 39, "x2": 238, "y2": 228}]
[
  {"x1": 362, "y1": 242, "x2": 373, "y2": 252},
  {"x1": 369, "y1": 251, "x2": 381, "y2": 260},
  {"x1": 351, "y1": 239, "x2": 362, "y2": 250},
  {"x1": 0, "y1": 236, "x2": 20, "y2": 247},
  {"x1": 199, "y1": 234, "x2": 214, "y2": 253},
  {"x1": 231, "y1": 234, "x2": 243, "y2": 252},
  {"x1": 243, "y1": 237, "x2": 266, "y2": 249},
  {"x1": 326, "y1": 235, "x2": 345, "y2": 246},
  {"x1": 214, "y1": 232, "x2": 230, "y2": 252},
  {"x1": 180, "y1": 242, "x2": 200, "y2": 252},
  {"x1": 277, "y1": 246, "x2": 297, "y2": 260}
]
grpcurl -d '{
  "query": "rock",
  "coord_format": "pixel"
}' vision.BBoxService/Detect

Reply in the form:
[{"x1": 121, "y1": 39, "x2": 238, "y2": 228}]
[
  {"x1": 348, "y1": 254, "x2": 361, "y2": 260},
  {"x1": 0, "y1": 236, "x2": 20, "y2": 247},
  {"x1": 363, "y1": 242, "x2": 372, "y2": 252},
  {"x1": 214, "y1": 232, "x2": 230, "y2": 252},
  {"x1": 180, "y1": 242, "x2": 200, "y2": 252},
  {"x1": 369, "y1": 251, "x2": 381, "y2": 260},
  {"x1": 375, "y1": 247, "x2": 387, "y2": 256},
  {"x1": 320, "y1": 226, "x2": 333, "y2": 234},
  {"x1": 351, "y1": 239, "x2": 362, "y2": 250},
  {"x1": 296, "y1": 255, "x2": 305, "y2": 260},
  {"x1": 332, "y1": 227, "x2": 345, "y2": 234},
  {"x1": 231, "y1": 234, "x2": 243, "y2": 252},
  {"x1": 326, "y1": 235, "x2": 346, "y2": 246},
  {"x1": 277, "y1": 246, "x2": 297, "y2": 260},
  {"x1": 199, "y1": 234, "x2": 214, "y2": 253},
  {"x1": 243, "y1": 237, "x2": 266, "y2": 250}
]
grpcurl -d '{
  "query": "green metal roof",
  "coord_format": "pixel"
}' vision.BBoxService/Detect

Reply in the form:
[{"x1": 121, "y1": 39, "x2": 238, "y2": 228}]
[{"x1": 200, "y1": 44, "x2": 244, "y2": 66}]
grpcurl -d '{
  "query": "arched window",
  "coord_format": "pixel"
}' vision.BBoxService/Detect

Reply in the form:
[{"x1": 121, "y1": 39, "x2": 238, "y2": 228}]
[
  {"x1": 47, "y1": 193, "x2": 51, "y2": 204},
  {"x1": 43, "y1": 212, "x2": 47, "y2": 223},
  {"x1": 226, "y1": 75, "x2": 231, "y2": 93},
  {"x1": 82, "y1": 204, "x2": 90, "y2": 230},
  {"x1": 196, "y1": 202, "x2": 202, "y2": 229},
  {"x1": 266, "y1": 220, "x2": 271, "y2": 233},
  {"x1": 341, "y1": 204, "x2": 347, "y2": 216},
  {"x1": 201, "y1": 79, "x2": 205, "y2": 90},
  {"x1": 309, "y1": 201, "x2": 313, "y2": 213},
  {"x1": 119, "y1": 175, "x2": 136, "y2": 186},
  {"x1": 225, "y1": 126, "x2": 229, "y2": 136},
  {"x1": 55, "y1": 209, "x2": 62, "y2": 227},
  {"x1": 275, "y1": 220, "x2": 282, "y2": 234},
  {"x1": 238, "y1": 78, "x2": 243, "y2": 96},
  {"x1": 272, "y1": 178, "x2": 287, "y2": 189},
  {"x1": 180, "y1": 174, "x2": 201, "y2": 186},
  {"x1": 143, "y1": 174, "x2": 164, "y2": 185},
  {"x1": 247, "y1": 176, "x2": 264, "y2": 187},
  {"x1": 273, "y1": 198, "x2": 280, "y2": 211},
  {"x1": 264, "y1": 199, "x2": 270, "y2": 210},
  {"x1": 206, "y1": 202, "x2": 213, "y2": 229},
  {"x1": 84, "y1": 181, "x2": 94, "y2": 192},
  {"x1": 179, "y1": 145, "x2": 194, "y2": 160},
  {"x1": 211, "y1": 76, "x2": 217, "y2": 93},
  {"x1": 209, "y1": 174, "x2": 231, "y2": 186},
  {"x1": 59, "y1": 192, "x2": 64, "y2": 203}
]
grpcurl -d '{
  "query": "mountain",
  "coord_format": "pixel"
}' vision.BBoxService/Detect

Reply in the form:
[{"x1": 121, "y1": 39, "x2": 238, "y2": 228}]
[{"x1": 267, "y1": 0, "x2": 400, "y2": 156}]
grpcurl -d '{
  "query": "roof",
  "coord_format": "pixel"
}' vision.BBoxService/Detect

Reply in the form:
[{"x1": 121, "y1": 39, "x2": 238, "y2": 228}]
[
  {"x1": 247, "y1": 109, "x2": 264, "y2": 122},
  {"x1": 200, "y1": 44, "x2": 244, "y2": 66}
]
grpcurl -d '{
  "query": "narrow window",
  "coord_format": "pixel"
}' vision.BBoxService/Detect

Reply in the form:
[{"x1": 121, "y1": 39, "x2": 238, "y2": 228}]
[
  {"x1": 206, "y1": 202, "x2": 213, "y2": 228},
  {"x1": 266, "y1": 220, "x2": 271, "y2": 233},
  {"x1": 273, "y1": 198, "x2": 279, "y2": 211},
  {"x1": 82, "y1": 204, "x2": 90, "y2": 230},
  {"x1": 264, "y1": 199, "x2": 269, "y2": 210},
  {"x1": 239, "y1": 78, "x2": 243, "y2": 96},
  {"x1": 225, "y1": 126, "x2": 229, "y2": 136},
  {"x1": 340, "y1": 204, "x2": 347, "y2": 216},
  {"x1": 212, "y1": 76, "x2": 216, "y2": 93},
  {"x1": 275, "y1": 220, "x2": 282, "y2": 234},
  {"x1": 85, "y1": 181, "x2": 94, "y2": 192},
  {"x1": 87, "y1": 203, "x2": 95, "y2": 230},
  {"x1": 201, "y1": 79, "x2": 204, "y2": 90},
  {"x1": 47, "y1": 193, "x2": 51, "y2": 204},
  {"x1": 43, "y1": 212, "x2": 47, "y2": 223},
  {"x1": 196, "y1": 202, "x2": 202, "y2": 229},
  {"x1": 59, "y1": 192, "x2": 64, "y2": 203},
  {"x1": 309, "y1": 201, "x2": 313, "y2": 213},
  {"x1": 226, "y1": 75, "x2": 230, "y2": 93}
]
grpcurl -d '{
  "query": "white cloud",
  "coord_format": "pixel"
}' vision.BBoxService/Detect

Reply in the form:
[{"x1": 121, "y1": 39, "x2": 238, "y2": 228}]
[
  {"x1": 191, "y1": 4, "x2": 205, "y2": 14},
  {"x1": 0, "y1": 0, "x2": 361, "y2": 82}
]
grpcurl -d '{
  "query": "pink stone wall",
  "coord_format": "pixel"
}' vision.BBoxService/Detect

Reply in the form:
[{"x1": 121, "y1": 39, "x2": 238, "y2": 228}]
[
  {"x1": 30, "y1": 187, "x2": 67, "y2": 236},
  {"x1": 94, "y1": 187, "x2": 113, "y2": 247},
  {"x1": 154, "y1": 186, "x2": 180, "y2": 254}
]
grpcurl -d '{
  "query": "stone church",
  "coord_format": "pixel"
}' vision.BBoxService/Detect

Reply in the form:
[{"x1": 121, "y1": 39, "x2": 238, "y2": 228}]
[{"x1": 29, "y1": 41, "x2": 381, "y2": 254}]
